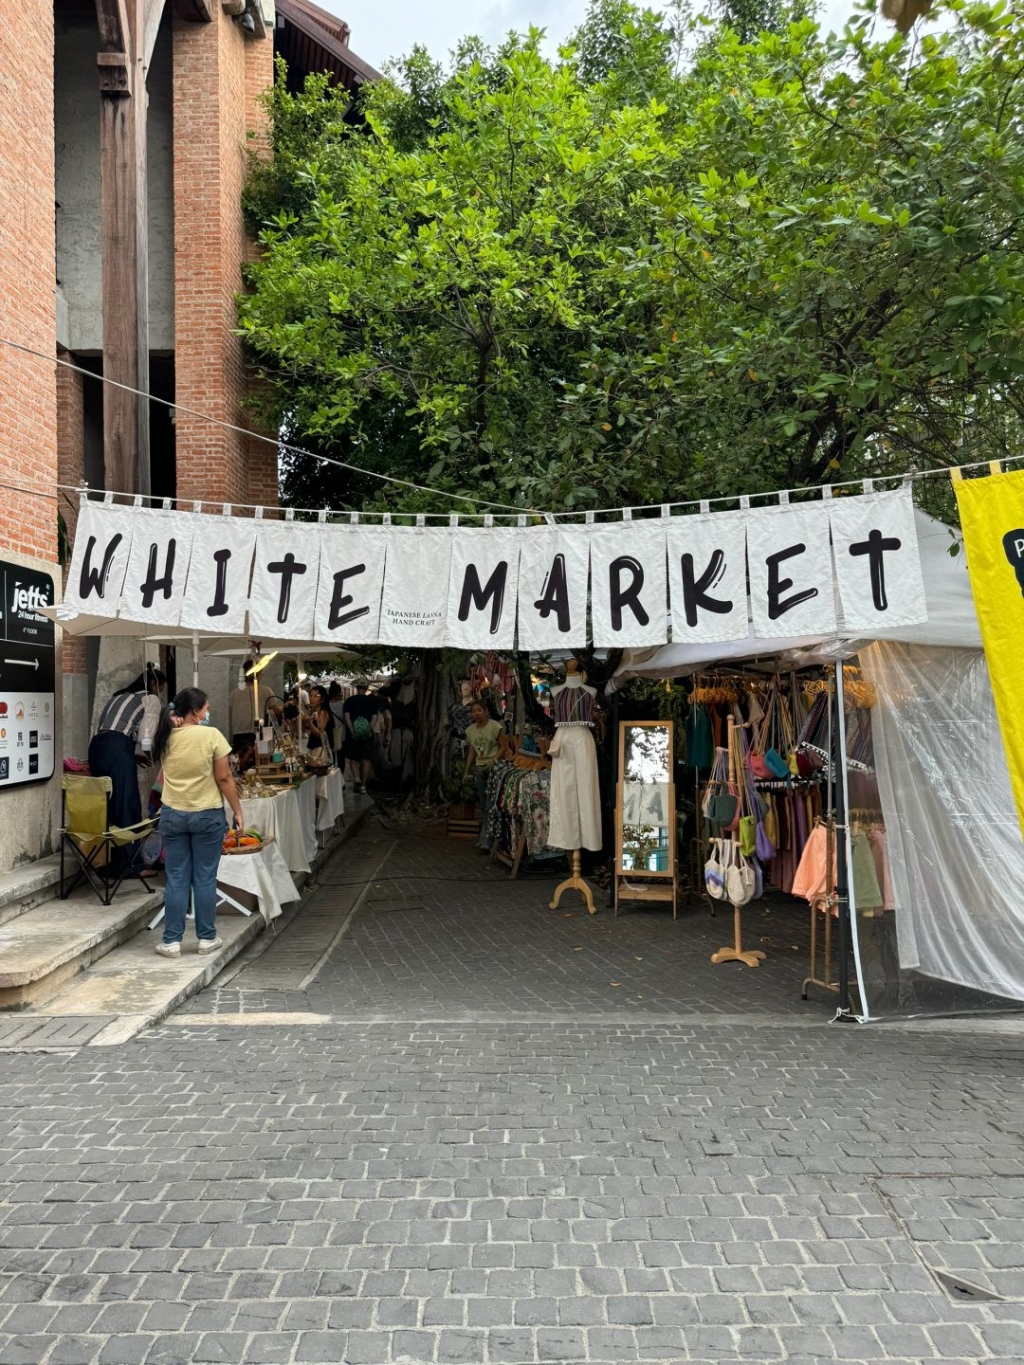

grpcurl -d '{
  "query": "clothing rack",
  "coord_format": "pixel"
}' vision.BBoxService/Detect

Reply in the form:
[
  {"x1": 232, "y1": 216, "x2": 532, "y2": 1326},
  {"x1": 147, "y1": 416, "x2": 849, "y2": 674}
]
[{"x1": 802, "y1": 671, "x2": 838, "y2": 1000}]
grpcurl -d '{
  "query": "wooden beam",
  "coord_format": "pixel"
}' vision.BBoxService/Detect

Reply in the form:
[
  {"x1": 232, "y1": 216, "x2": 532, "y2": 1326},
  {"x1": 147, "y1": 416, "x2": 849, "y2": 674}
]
[
  {"x1": 95, "y1": 0, "x2": 131, "y2": 52},
  {"x1": 141, "y1": 0, "x2": 167, "y2": 70},
  {"x1": 97, "y1": 50, "x2": 132, "y2": 95},
  {"x1": 171, "y1": 0, "x2": 214, "y2": 20},
  {"x1": 99, "y1": 0, "x2": 151, "y2": 496}
]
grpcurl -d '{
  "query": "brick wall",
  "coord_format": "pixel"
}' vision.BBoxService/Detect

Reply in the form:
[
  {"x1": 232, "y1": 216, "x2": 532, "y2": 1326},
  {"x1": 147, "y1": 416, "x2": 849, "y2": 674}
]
[
  {"x1": 56, "y1": 358, "x2": 88, "y2": 676},
  {"x1": 0, "y1": 0, "x2": 57, "y2": 562},
  {"x1": 172, "y1": 13, "x2": 276, "y2": 508}
]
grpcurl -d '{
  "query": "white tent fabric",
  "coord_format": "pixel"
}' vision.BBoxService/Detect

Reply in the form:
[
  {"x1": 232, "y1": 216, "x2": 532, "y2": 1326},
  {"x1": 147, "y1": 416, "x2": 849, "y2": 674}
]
[
  {"x1": 607, "y1": 510, "x2": 1024, "y2": 1013},
  {"x1": 42, "y1": 605, "x2": 345, "y2": 660},
  {"x1": 861, "y1": 641, "x2": 1024, "y2": 1004},
  {"x1": 610, "y1": 511, "x2": 978, "y2": 688}
]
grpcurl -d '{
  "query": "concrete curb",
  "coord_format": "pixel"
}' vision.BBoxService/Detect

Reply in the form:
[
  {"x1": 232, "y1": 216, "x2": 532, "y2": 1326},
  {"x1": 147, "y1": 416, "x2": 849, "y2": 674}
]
[{"x1": 89, "y1": 796, "x2": 377, "y2": 1045}]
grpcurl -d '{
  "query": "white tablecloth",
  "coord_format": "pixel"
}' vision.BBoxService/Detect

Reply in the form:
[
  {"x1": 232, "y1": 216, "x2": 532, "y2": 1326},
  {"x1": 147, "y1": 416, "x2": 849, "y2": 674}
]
[
  {"x1": 234, "y1": 784, "x2": 315, "y2": 875},
  {"x1": 216, "y1": 839, "x2": 298, "y2": 925},
  {"x1": 316, "y1": 768, "x2": 345, "y2": 832},
  {"x1": 296, "y1": 778, "x2": 318, "y2": 863}
]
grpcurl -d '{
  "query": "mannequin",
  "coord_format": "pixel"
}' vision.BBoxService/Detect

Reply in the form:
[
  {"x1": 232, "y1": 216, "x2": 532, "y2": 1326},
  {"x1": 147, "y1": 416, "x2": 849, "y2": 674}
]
[
  {"x1": 448, "y1": 680, "x2": 475, "y2": 773},
  {"x1": 548, "y1": 659, "x2": 601, "y2": 914},
  {"x1": 388, "y1": 677, "x2": 417, "y2": 785}
]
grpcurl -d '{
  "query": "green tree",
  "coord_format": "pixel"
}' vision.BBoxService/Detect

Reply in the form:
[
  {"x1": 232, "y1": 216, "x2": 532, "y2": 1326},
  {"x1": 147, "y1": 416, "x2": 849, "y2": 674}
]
[{"x1": 239, "y1": 0, "x2": 1024, "y2": 522}]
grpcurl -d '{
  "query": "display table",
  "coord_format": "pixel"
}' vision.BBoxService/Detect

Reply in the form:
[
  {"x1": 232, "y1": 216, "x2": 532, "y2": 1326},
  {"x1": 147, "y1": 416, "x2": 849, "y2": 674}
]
[
  {"x1": 316, "y1": 768, "x2": 345, "y2": 832},
  {"x1": 233, "y1": 783, "x2": 315, "y2": 875},
  {"x1": 217, "y1": 840, "x2": 298, "y2": 925}
]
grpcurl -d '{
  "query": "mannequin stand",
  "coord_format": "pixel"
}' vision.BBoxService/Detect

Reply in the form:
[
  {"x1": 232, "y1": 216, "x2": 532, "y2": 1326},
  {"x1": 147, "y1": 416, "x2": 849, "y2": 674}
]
[
  {"x1": 550, "y1": 849, "x2": 597, "y2": 915},
  {"x1": 711, "y1": 903, "x2": 766, "y2": 968},
  {"x1": 711, "y1": 715, "x2": 766, "y2": 968}
]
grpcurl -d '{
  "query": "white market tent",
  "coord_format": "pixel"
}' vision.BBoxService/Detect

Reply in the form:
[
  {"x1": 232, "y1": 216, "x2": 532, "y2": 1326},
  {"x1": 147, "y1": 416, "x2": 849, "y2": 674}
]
[
  {"x1": 611, "y1": 511, "x2": 1024, "y2": 1017},
  {"x1": 609, "y1": 510, "x2": 981, "y2": 686}
]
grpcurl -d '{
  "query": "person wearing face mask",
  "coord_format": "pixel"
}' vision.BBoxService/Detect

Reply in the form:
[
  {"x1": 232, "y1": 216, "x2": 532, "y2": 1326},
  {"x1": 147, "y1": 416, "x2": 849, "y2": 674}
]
[{"x1": 150, "y1": 687, "x2": 244, "y2": 959}]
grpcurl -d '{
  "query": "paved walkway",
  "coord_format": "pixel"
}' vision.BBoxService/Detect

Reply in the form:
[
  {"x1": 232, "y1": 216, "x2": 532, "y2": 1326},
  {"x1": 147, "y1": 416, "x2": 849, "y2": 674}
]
[
  {"x1": 186, "y1": 816, "x2": 825, "y2": 1022},
  {"x1": 2, "y1": 815, "x2": 1024, "y2": 1365}
]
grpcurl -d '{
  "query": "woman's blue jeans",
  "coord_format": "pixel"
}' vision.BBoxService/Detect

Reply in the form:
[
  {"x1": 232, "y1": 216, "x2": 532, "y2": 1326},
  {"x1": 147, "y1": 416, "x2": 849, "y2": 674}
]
[{"x1": 159, "y1": 806, "x2": 226, "y2": 944}]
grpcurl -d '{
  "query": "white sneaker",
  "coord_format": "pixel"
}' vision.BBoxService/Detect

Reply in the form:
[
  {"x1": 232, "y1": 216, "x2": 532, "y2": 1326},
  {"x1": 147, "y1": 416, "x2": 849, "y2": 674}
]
[
  {"x1": 155, "y1": 941, "x2": 181, "y2": 958},
  {"x1": 197, "y1": 937, "x2": 224, "y2": 955}
]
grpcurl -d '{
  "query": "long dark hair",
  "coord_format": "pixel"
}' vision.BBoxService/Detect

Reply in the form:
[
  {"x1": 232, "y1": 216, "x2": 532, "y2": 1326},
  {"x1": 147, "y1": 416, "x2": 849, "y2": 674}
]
[
  {"x1": 115, "y1": 664, "x2": 166, "y2": 697},
  {"x1": 151, "y1": 687, "x2": 208, "y2": 768}
]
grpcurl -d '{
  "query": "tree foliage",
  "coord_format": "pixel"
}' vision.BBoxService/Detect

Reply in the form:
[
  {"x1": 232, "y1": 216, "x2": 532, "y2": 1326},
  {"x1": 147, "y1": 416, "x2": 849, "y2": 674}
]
[{"x1": 239, "y1": 0, "x2": 1024, "y2": 519}]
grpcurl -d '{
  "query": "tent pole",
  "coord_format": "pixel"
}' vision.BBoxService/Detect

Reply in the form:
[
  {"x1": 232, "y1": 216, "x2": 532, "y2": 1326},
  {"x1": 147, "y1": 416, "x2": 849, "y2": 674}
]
[
  {"x1": 192, "y1": 632, "x2": 199, "y2": 688},
  {"x1": 834, "y1": 663, "x2": 853, "y2": 1020}
]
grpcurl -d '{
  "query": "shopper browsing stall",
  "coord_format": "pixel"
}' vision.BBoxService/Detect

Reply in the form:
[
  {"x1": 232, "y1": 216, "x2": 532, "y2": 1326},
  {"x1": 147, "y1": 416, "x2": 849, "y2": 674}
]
[
  {"x1": 343, "y1": 679, "x2": 380, "y2": 794},
  {"x1": 463, "y1": 701, "x2": 503, "y2": 850},
  {"x1": 151, "y1": 687, "x2": 244, "y2": 959},
  {"x1": 88, "y1": 664, "x2": 167, "y2": 876}
]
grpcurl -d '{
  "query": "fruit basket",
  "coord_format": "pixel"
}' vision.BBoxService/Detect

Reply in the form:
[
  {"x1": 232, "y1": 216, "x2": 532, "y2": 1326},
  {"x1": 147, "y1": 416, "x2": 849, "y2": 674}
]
[{"x1": 222, "y1": 829, "x2": 273, "y2": 856}]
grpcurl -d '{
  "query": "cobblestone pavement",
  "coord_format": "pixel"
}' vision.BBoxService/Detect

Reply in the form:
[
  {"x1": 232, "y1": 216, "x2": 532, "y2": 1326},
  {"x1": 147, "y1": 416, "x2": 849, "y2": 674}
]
[
  {"x1": 186, "y1": 818, "x2": 824, "y2": 1022},
  {"x1": 2, "y1": 818, "x2": 1024, "y2": 1365}
]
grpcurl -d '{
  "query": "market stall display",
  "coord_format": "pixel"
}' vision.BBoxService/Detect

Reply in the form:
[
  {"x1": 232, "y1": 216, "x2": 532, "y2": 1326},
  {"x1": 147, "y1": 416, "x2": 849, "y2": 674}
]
[{"x1": 216, "y1": 838, "x2": 298, "y2": 925}]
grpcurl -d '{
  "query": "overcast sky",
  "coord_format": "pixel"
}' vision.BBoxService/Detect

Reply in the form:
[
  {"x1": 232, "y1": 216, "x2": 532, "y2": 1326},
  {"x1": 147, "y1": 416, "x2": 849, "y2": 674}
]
[{"x1": 321, "y1": 0, "x2": 859, "y2": 73}]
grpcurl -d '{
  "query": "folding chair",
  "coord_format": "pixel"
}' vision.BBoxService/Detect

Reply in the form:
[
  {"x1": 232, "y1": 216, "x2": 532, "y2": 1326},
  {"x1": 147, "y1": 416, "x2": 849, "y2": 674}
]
[{"x1": 59, "y1": 775, "x2": 158, "y2": 905}]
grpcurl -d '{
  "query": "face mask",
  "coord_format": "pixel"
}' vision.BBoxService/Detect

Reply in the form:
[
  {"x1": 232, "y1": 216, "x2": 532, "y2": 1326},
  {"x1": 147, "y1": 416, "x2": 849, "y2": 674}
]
[{"x1": 199, "y1": 712, "x2": 211, "y2": 726}]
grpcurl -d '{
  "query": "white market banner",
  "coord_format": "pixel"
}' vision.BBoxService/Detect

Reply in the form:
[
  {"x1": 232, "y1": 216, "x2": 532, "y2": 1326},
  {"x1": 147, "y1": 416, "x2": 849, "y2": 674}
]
[{"x1": 61, "y1": 488, "x2": 929, "y2": 648}]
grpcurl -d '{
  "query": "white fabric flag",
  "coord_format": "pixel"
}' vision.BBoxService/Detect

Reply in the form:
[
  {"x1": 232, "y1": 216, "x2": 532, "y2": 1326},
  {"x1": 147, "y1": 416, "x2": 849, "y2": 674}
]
[
  {"x1": 248, "y1": 522, "x2": 321, "y2": 639},
  {"x1": 667, "y1": 511, "x2": 750, "y2": 644},
  {"x1": 445, "y1": 528, "x2": 520, "y2": 649},
  {"x1": 314, "y1": 525, "x2": 387, "y2": 645},
  {"x1": 179, "y1": 515, "x2": 257, "y2": 636},
  {"x1": 62, "y1": 501, "x2": 133, "y2": 616},
  {"x1": 117, "y1": 508, "x2": 194, "y2": 626},
  {"x1": 378, "y1": 526, "x2": 453, "y2": 647},
  {"x1": 590, "y1": 520, "x2": 669, "y2": 648},
  {"x1": 747, "y1": 502, "x2": 838, "y2": 639},
  {"x1": 517, "y1": 526, "x2": 590, "y2": 651},
  {"x1": 829, "y1": 487, "x2": 928, "y2": 633}
]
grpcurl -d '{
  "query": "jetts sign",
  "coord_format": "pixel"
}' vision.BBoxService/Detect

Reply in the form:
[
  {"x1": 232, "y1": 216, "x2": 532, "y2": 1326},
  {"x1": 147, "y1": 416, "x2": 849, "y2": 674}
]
[{"x1": 61, "y1": 487, "x2": 928, "y2": 650}]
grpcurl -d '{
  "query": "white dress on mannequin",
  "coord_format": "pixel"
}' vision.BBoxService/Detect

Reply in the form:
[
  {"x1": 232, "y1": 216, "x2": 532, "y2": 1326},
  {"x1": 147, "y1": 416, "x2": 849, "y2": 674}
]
[{"x1": 548, "y1": 677, "x2": 602, "y2": 852}]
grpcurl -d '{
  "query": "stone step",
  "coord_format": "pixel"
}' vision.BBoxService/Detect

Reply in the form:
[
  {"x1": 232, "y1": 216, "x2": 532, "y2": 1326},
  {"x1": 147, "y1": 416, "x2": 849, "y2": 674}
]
[
  {"x1": 8, "y1": 793, "x2": 373, "y2": 1044},
  {"x1": 0, "y1": 887, "x2": 162, "y2": 1010},
  {"x1": 38, "y1": 908, "x2": 266, "y2": 1045},
  {"x1": 0, "y1": 855, "x2": 63, "y2": 927}
]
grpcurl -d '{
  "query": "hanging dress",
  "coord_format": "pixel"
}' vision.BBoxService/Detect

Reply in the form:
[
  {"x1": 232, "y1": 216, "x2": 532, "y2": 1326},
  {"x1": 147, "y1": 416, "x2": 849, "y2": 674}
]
[{"x1": 548, "y1": 686, "x2": 602, "y2": 852}]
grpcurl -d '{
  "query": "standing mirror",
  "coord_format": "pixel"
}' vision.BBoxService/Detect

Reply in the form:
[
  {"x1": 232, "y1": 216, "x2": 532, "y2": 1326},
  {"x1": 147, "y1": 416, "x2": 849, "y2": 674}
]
[{"x1": 615, "y1": 720, "x2": 678, "y2": 916}]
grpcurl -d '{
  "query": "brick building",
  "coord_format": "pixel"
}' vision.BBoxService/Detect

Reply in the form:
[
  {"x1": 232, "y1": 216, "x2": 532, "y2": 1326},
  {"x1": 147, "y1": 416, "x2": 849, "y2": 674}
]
[{"x1": 0, "y1": 0, "x2": 376, "y2": 876}]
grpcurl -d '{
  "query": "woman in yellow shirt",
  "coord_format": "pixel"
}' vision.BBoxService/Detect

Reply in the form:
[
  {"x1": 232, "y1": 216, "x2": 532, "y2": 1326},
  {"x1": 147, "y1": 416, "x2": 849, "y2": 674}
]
[{"x1": 150, "y1": 688, "x2": 244, "y2": 959}]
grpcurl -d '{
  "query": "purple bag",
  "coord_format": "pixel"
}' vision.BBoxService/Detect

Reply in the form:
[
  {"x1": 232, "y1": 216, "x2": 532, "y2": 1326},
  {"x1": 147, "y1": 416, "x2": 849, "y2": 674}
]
[{"x1": 755, "y1": 821, "x2": 775, "y2": 862}]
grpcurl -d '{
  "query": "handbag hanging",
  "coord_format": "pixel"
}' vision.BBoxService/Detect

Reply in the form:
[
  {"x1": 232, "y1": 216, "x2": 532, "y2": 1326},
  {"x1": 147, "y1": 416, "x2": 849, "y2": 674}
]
[
  {"x1": 704, "y1": 837, "x2": 727, "y2": 900},
  {"x1": 726, "y1": 840, "x2": 755, "y2": 905},
  {"x1": 738, "y1": 721, "x2": 775, "y2": 863}
]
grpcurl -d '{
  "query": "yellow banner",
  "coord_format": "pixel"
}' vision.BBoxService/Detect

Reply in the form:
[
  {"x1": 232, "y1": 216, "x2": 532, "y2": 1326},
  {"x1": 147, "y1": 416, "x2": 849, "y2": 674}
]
[{"x1": 954, "y1": 468, "x2": 1024, "y2": 838}]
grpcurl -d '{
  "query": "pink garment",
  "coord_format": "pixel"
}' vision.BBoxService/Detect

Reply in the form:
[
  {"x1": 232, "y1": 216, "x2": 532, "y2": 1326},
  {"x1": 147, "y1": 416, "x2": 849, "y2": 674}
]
[
  {"x1": 868, "y1": 827, "x2": 894, "y2": 911},
  {"x1": 791, "y1": 824, "x2": 836, "y2": 903}
]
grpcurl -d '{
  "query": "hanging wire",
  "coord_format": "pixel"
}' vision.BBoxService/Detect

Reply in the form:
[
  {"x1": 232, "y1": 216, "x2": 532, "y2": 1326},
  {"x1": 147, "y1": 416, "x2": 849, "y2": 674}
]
[
  {"x1": 0, "y1": 338, "x2": 531, "y2": 516},
  {"x1": 3, "y1": 334, "x2": 1021, "y2": 523}
]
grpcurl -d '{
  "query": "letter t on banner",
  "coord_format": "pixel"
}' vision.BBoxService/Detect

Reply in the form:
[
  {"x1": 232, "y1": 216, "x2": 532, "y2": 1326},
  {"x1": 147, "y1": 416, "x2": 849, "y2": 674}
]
[
  {"x1": 954, "y1": 468, "x2": 1024, "y2": 839},
  {"x1": 828, "y1": 486, "x2": 927, "y2": 632},
  {"x1": 248, "y1": 523, "x2": 321, "y2": 639}
]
